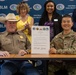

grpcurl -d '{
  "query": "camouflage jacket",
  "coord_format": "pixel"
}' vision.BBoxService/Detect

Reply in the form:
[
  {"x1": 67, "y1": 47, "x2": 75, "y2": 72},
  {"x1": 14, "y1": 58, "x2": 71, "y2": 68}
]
[{"x1": 50, "y1": 30, "x2": 76, "y2": 54}]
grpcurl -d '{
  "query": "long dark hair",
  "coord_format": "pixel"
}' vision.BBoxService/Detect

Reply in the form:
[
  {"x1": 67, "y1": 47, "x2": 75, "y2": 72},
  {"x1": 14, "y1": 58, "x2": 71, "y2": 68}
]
[
  {"x1": 39, "y1": 0, "x2": 57, "y2": 25},
  {"x1": 44, "y1": 0, "x2": 56, "y2": 14}
]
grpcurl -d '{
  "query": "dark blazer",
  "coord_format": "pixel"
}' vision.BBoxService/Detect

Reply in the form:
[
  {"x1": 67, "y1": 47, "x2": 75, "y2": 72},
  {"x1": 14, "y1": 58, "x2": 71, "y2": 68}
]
[{"x1": 39, "y1": 13, "x2": 62, "y2": 36}]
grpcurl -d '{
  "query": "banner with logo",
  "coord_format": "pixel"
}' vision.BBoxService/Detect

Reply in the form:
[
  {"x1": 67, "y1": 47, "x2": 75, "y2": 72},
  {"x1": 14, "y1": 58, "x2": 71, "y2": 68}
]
[
  {"x1": 0, "y1": 0, "x2": 76, "y2": 32},
  {"x1": 53, "y1": 0, "x2": 76, "y2": 16}
]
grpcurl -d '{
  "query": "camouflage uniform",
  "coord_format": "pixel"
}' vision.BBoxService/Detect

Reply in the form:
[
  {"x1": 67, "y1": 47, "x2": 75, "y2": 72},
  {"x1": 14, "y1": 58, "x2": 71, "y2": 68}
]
[{"x1": 48, "y1": 30, "x2": 76, "y2": 75}]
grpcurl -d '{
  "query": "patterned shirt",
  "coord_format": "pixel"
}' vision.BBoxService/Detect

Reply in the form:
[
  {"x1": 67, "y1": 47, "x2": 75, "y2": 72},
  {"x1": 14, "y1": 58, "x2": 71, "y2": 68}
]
[{"x1": 50, "y1": 30, "x2": 76, "y2": 54}]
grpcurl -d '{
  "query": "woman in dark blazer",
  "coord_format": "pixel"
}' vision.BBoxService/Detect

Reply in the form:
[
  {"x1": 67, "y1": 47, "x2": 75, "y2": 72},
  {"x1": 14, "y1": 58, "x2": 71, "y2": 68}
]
[{"x1": 39, "y1": 0, "x2": 62, "y2": 41}]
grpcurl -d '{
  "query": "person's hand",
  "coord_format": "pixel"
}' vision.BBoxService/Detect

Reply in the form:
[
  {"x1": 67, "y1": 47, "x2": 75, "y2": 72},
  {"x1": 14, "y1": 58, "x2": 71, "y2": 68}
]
[
  {"x1": 18, "y1": 50, "x2": 27, "y2": 56},
  {"x1": 21, "y1": 24, "x2": 30, "y2": 32},
  {"x1": 24, "y1": 23, "x2": 31, "y2": 35},
  {"x1": 0, "y1": 51, "x2": 10, "y2": 57},
  {"x1": 49, "y1": 48, "x2": 56, "y2": 54},
  {"x1": 25, "y1": 23, "x2": 30, "y2": 29},
  {"x1": 25, "y1": 24, "x2": 29, "y2": 29}
]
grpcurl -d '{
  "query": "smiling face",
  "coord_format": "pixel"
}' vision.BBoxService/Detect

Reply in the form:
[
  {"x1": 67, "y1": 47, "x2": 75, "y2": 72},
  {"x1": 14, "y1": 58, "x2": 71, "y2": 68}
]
[
  {"x1": 46, "y1": 2, "x2": 55, "y2": 14},
  {"x1": 61, "y1": 17, "x2": 73, "y2": 31},
  {"x1": 5, "y1": 21, "x2": 17, "y2": 33},
  {"x1": 20, "y1": 7, "x2": 27, "y2": 17},
  {"x1": 17, "y1": 2, "x2": 30, "y2": 17}
]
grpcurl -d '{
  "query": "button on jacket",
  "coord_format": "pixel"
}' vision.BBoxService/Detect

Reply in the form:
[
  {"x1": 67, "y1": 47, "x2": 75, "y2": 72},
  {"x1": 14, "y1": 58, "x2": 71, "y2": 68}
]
[{"x1": 0, "y1": 31, "x2": 31, "y2": 54}]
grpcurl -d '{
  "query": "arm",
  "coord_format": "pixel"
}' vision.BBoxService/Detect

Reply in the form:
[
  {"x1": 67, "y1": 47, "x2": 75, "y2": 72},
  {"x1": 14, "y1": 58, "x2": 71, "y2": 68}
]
[
  {"x1": 18, "y1": 34, "x2": 31, "y2": 56},
  {"x1": 25, "y1": 37, "x2": 31, "y2": 53},
  {"x1": 0, "y1": 35, "x2": 10, "y2": 56},
  {"x1": 57, "y1": 33, "x2": 76, "y2": 54},
  {"x1": 56, "y1": 41, "x2": 76, "y2": 54},
  {"x1": 50, "y1": 34, "x2": 76, "y2": 54},
  {"x1": 0, "y1": 51, "x2": 10, "y2": 57},
  {"x1": 23, "y1": 17, "x2": 34, "y2": 35},
  {"x1": 29, "y1": 17, "x2": 34, "y2": 28},
  {"x1": 26, "y1": 17, "x2": 34, "y2": 35},
  {"x1": 17, "y1": 16, "x2": 34, "y2": 35},
  {"x1": 49, "y1": 38, "x2": 56, "y2": 54}
]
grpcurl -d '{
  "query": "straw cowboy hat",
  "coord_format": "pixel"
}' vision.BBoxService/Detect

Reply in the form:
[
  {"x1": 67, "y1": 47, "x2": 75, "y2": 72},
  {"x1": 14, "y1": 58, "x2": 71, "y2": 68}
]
[{"x1": 0, "y1": 13, "x2": 18, "y2": 23}]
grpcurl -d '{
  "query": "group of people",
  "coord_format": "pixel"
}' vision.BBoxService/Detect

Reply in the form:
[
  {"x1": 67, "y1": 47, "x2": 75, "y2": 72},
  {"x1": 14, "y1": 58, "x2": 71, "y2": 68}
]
[{"x1": 0, "y1": 0, "x2": 76, "y2": 75}]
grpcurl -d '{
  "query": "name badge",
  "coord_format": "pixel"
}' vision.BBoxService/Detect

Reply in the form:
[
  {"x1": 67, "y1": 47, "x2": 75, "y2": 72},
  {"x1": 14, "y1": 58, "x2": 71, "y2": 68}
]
[
  {"x1": 20, "y1": 36, "x2": 23, "y2": 39},
  {"x1": 54, "y1": 19, "x2": 58, "y2": 21}
]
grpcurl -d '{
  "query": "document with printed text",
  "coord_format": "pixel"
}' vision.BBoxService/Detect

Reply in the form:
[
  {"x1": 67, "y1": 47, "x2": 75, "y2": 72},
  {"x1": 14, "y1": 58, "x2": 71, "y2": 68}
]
[{"x1": 31, "y1": 26, "x2": 50, "y2": 54}]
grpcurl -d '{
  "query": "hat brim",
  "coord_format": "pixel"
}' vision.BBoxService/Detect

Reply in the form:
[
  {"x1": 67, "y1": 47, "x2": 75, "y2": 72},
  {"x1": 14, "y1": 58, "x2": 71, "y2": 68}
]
[
  {"x1": 0, "y1": 16, "x2": 6, "y2": 23},
  {"x1": 0, "y1": 17, "x2": 18, "y2": 24},
  {"x1": 7, "y1": 20, "x2": 18, "y2": 22}
]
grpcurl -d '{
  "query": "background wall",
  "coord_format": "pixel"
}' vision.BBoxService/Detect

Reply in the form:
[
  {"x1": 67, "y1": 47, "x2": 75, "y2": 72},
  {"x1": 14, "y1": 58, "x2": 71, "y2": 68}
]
[
  {"x1": 0, "y1": 0, "x2": 76, "y2": 32},
  {"x1": 0, "y1": 0, "x2": 76, "y2": 74}
]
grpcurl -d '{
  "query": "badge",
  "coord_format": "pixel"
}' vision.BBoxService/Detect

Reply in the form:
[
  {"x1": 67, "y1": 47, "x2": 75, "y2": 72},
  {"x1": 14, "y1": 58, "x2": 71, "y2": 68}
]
[
  {"x1": 20, "y1": 36, "x2": 23, "y2": 39},
  {"x1": 54, "y1": 19, "x2": 58, "y2": 21}
]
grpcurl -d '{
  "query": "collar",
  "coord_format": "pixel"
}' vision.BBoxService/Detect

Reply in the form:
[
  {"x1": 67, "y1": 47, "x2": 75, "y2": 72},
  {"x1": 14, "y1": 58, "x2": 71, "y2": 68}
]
[
  {"x1": 4, "y1": 31, "x2": 20, "y2": 36},
  {"x1": 58, "y1": 30, "x2": 75, "y2": 38}
]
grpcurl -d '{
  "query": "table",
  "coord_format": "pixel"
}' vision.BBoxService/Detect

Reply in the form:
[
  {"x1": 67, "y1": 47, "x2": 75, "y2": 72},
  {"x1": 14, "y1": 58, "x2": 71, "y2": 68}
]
[
  {"x1": 14, "y1": 54, "x2": 76, "y2": 59},
  {"x1": 0, "y1": 54, "x2": 76, "y2": 59},
  {"x1": 0, "y1": 54, "x2": 76, "y2": 75}
]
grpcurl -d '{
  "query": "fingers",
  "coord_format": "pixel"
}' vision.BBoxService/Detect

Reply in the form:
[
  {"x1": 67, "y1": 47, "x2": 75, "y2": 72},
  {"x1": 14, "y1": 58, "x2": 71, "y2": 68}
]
[
  {"x1": 2, "y1": 51, "x2": 10, "y2": 57},
  {"x1": 20, "y1": 51, "x2": 26, "y2": 56},
  {"x1": 49, "y1": 48, "x2": 56, "y2": 54},
  {"x1": 18, "y1": 50, "x2": 27, "y2": 56}
]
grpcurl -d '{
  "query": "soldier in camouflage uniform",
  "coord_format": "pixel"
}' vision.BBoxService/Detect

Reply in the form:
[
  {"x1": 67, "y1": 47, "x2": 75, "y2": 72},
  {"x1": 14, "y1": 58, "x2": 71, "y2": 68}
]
[{"x1": 49, "y1": 14, "x2": 76, "y2": 75}]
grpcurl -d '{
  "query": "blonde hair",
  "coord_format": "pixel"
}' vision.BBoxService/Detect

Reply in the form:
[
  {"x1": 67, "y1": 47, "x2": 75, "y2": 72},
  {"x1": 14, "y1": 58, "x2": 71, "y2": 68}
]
[{"x1": 16, "y1": 1, "x2": 30, "y2": 14}]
